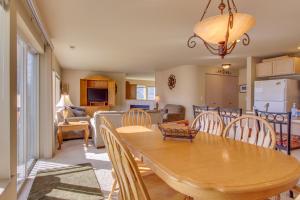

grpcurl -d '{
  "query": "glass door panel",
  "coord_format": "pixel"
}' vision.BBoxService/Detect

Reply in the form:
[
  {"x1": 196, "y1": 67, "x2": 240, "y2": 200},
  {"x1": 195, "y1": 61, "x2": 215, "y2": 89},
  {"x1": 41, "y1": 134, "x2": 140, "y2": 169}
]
[
  {"x1": 26, "y1": 51, "x2": 39, "y2": 173},
  {"x1": 17, "y1": 37, "x2": 39, "y2": 188},
  {"x1": 17, "y1": 39, "x2": 26, "y2": 186}
]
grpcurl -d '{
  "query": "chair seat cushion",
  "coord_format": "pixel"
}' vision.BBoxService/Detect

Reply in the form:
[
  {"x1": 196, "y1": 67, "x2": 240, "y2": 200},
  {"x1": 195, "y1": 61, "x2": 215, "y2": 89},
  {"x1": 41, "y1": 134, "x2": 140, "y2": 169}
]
[
  {"x1": 276, "y1": 133, "x2": 300, "y2": 150},
  {"x1": 142, "y1": 174, "x2": 186, "y2": 200}
]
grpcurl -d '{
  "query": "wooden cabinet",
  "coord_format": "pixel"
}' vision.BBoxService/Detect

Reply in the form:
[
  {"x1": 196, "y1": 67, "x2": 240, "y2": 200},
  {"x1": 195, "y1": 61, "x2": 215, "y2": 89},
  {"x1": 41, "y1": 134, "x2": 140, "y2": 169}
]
[
  {"x1": 273, "y1": 58, "x2": 299, "y2": 75},
  {"x1": 125, "y1": 81, "x2": 137, "y2": 99},
  {"x1": 256, "y1": 62, "x2": 273, "y2": 77},
  {"x1": 80, "y1": 79, "x2": 88, "y2": 106},
  {"x1": 80, "y1": 75, "x2": 116, "y2": 108},
  {"x1": 256, "y1": 57, "x2": 300, "y2": 77},
  {"x1": 108, "y1": 80, "x2": 116, "y2": 106},
  {"x1": 205, "y1": 74, "x2": 238, "y2": 108}
]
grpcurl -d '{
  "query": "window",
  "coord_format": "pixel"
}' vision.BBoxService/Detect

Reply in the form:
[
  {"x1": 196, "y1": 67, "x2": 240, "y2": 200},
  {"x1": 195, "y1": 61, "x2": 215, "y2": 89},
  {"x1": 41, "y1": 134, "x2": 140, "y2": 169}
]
[
  {"x1": 17, "y1": 37, "x2": 39, "y2": 188},
  {"x1": 136, "y1": 85, "x2": 156, "y2": 100},
  {"x1": 147, "y1": 87, "x2": 155, "y2": 100},
  {"x1": 136, "y1": 85, "x2": 146, "y2": 100}
]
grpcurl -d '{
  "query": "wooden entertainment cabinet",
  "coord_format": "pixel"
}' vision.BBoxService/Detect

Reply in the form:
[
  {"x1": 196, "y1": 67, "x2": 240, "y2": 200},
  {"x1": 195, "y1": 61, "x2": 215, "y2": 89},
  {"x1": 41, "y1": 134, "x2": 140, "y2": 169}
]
[{"x1": 80, "y1": 75, "x2": 116, "y2": 109}]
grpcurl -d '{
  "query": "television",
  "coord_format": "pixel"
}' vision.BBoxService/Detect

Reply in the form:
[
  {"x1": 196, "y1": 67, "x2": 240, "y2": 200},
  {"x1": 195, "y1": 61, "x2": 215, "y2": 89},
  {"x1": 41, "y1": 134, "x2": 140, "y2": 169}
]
[{"x1": 87, "y1": 88, "x2": 108, "y2": 102}]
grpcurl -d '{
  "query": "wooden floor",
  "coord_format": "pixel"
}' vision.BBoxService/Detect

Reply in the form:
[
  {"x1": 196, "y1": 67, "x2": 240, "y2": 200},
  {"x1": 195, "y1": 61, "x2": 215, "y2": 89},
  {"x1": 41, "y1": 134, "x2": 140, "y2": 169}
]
[{"x1": 18, "y1": 139, "x2": 300, "y2": 200}]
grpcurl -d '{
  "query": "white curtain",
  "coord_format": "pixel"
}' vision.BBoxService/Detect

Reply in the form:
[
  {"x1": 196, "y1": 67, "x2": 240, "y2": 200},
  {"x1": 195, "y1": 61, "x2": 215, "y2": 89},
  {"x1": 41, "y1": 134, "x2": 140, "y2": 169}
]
[
  {"x1": 0, "y1": 0, "x2": 10, "y2": 179},
  {"x1": 0, "y1": 0, "x2": 9, "y2": 10}
]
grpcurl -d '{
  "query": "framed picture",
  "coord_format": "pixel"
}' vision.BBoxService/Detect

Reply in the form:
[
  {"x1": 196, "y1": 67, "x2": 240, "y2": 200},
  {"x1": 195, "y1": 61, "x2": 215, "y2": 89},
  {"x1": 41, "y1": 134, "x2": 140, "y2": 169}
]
[{"x1": 240, "y1": 84, "x2": 247, "y2": 93}]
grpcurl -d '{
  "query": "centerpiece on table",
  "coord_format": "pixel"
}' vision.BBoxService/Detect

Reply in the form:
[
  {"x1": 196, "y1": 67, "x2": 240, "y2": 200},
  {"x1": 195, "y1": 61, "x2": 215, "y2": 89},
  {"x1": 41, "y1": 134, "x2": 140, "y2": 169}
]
[{"x1": 158, "y1": 120, "x2": 199, "y2": 142}]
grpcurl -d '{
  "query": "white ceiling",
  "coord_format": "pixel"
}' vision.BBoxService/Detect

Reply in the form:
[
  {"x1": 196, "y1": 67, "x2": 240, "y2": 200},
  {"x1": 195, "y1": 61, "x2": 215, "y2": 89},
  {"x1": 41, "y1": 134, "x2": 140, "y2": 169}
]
[{"x1": 35, "y1": 0, "x2": 300, "y2": 73}]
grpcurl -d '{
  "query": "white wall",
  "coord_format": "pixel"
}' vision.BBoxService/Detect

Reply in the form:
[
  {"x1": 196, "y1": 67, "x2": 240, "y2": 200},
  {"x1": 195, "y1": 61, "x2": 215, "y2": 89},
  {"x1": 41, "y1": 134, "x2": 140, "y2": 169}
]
[
  {"x1": 62, "y1": 69, "x2": 126, "y2": 110},
  {"x1": 155, "y1": 65, "x2": 240, "y2": 121},
  {"x1": 156, "y1": 65, "x2": 205, "y2": 121}
]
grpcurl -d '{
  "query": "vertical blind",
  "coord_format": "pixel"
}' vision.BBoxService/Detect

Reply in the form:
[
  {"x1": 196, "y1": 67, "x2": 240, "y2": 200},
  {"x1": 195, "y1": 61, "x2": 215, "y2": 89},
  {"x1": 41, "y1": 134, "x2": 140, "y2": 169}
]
[{"x1": 0, "y1": 0, "x2": 9, "y2": 10}]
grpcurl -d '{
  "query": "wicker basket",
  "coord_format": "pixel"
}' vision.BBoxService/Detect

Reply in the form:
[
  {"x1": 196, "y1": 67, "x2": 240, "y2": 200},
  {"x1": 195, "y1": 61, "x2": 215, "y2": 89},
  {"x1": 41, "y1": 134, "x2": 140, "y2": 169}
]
[{"x1": 158, "y1": 123, "x2": 199, "y2": 142}]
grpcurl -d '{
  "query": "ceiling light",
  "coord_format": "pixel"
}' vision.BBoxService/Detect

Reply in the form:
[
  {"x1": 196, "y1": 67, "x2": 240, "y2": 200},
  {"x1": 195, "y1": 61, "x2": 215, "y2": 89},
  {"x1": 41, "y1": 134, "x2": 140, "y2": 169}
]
[
  {"x1": 236, "y1": 39, "x2": 241, "y2": 43},
  {"x1": 187, "y1": 0, "x2": 256, "y2": 59},
  {"x1": 297, "y1": 46, "x2": 300, "y2": 50},
  {"x1": 222, "y1": 64, "x2": 231, "y2": 69}
]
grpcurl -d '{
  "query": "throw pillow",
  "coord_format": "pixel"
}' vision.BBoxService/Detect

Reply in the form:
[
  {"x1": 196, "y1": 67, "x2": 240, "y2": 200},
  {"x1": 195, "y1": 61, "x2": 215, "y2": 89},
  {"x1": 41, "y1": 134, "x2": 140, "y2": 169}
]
[
  {"x1": 66, "y1": 108, "x2": 75, "y2": 118},
  {"x1": 72, "y1": 109, "x2": 87, "y2": 117}
]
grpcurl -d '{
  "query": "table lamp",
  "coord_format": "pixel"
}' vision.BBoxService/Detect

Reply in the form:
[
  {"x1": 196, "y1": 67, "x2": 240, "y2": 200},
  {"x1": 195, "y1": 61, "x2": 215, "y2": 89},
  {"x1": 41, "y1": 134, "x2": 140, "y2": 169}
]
[
  {"x1": 155, "y1": 95, "x2": 160, "y2": 110},
  {"x1": 56, "y1": 94, "x2": 73, "y2": 124}
]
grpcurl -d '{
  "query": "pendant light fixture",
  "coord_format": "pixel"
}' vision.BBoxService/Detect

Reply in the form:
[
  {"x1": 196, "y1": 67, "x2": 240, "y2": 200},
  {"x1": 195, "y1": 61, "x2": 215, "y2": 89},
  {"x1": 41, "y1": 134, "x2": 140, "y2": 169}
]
[
  {"x1": 222, "y1": 64, "x2": 231, "y2": 69},
  {"x1": 187, "y1": 0, "x2": 256, "y2": 58}
]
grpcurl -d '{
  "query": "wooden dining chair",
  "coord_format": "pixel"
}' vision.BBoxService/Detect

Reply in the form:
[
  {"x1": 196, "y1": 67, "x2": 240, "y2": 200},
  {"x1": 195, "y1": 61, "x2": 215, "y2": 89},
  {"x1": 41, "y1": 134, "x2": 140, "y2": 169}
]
[
  {"x1": 218, "y1": 107, "x2": 242, "y2": 125},
  {"x1": 223, "y1": 115, "x2": 276, "y2": 149},
  {"x1": 191, "y1": 111, "x2": 224, "y2": 136},
  {"x1": 255, "y1": 110, "x2": 294, "y2": 199},
  {"x1": 100, "y1": 117, "x2": 185, "y2": 200},
  {"x1": 122, "y1": 108, "x2": 152, "y2": 128}
]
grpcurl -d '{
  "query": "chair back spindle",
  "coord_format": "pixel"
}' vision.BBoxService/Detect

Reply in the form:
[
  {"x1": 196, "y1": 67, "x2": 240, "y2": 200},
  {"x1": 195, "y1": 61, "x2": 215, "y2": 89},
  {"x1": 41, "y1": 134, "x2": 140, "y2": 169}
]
[
  {"x1": 122, "y1": 108, "x2": 152, "y2": 128},
  {"x1": 223, "y1": 115, "x2": 276, "y2": 149},
  {"x1": 191, "y1": 111, "x2": 224, "y2": 136}
]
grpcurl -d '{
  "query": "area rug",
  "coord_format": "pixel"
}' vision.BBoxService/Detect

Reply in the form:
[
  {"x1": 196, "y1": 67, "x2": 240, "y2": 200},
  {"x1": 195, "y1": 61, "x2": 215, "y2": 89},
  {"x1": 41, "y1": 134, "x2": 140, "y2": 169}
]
[{"x1": 28, "y1": 163, "x2": 104, "y2": 200}]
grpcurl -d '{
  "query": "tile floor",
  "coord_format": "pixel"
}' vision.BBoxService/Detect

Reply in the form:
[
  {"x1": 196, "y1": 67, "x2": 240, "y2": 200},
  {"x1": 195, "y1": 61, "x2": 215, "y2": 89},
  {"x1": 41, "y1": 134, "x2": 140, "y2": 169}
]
[{"x1": 18, "y1": 139, "x2": 300, "y2": 200}]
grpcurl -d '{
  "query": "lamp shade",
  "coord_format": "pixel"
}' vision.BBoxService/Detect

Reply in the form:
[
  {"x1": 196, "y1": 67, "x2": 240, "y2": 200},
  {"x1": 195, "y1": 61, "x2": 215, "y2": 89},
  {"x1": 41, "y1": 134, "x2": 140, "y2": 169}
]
[
  {"x1": 56, "y1": 94, "x2": 73, "y2": 107},
  {"x1": 193, "y1": 13, "x2": 255, "y2": 44},
  {"x1": 155, "y1": 95, "x2": 160, "y2": 103}
]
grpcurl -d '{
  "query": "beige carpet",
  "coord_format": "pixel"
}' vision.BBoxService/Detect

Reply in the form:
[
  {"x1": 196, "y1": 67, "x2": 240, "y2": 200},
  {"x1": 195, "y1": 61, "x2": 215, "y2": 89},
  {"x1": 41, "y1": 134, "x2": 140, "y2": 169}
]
[{"x1": 27, "y1": 163, "x2": 104, "y2": 200}]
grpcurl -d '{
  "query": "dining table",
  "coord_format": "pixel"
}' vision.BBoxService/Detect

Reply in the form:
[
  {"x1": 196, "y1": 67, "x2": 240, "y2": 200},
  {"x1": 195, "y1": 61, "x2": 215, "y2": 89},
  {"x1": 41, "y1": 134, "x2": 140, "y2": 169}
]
[{"x1": 116, "y1": 125, "x2": 300, "y2": 200}]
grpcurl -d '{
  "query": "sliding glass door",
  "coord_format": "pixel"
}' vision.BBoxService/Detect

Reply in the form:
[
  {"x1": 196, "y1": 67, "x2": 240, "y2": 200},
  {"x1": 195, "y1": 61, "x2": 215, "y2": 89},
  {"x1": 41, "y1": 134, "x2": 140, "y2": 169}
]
[{"x1": 17, "y1": 37, "x2": 39, "y2": 188}]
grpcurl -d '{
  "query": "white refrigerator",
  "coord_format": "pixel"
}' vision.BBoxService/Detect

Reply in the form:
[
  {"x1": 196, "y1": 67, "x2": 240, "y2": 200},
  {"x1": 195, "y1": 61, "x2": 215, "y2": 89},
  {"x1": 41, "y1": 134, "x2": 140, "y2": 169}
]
[{"x1": 254, "y1": 79, "x2": 300, "y2": 112}]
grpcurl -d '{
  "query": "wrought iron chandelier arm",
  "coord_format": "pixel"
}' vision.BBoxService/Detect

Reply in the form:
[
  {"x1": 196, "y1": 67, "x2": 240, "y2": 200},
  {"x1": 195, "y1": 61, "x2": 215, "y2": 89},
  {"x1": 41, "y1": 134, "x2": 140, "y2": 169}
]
[
  {"x1": 203, "y1": 42, "x2": 221, "y2": 55},
  {"x1": 231, "y1": 0, "x2": 238, "y2": 13},
  {"x1": 227, "y1": 0, "x2": 233, "y2": 15},
  {"x1": 187, "y1": 34, "x2": 200, "y2": 48},
  {"x1": 241, "y1": 33, "x2": 250, "y2": 46},
  {"x1": 227, "y1": 41, "x2": 237, "y2": 54},
  {"x1": 200, "y1": 0, "x2": 212, "y2": 21}
]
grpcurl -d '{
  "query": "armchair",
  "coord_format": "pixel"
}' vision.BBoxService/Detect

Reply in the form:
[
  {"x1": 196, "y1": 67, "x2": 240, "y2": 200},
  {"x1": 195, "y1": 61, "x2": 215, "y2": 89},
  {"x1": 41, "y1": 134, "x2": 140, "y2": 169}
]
[{"x1": 162, "y1": 104, "x2": 185, "y2": 122}]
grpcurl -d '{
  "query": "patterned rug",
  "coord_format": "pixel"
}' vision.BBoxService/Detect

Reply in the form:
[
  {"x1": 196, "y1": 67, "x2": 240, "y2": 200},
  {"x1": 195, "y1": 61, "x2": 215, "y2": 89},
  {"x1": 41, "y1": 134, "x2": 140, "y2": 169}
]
[{"x1": 28, "y1": 163, "x2": 104, "y2": 200}]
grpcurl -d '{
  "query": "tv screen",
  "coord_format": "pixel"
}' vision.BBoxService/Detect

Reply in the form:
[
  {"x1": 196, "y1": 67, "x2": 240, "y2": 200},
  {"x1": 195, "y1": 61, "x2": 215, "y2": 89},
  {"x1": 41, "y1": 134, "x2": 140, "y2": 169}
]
[{"x1": 87, "y1": 88, "x2": 108, "y2": 102}]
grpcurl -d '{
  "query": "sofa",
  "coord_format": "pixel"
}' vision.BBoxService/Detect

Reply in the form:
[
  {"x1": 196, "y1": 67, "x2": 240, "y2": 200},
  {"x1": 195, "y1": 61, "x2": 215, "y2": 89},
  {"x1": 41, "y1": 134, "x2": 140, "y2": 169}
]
[
  {"x1": 162, "y1": 104, "x2": 185, "y2": 122},
  {"x1": 92, "y1": 110, "x2": 163, "y2": 148},
  {"x1": 55, "y1": 106, "x2": 94, "y2": 140}
]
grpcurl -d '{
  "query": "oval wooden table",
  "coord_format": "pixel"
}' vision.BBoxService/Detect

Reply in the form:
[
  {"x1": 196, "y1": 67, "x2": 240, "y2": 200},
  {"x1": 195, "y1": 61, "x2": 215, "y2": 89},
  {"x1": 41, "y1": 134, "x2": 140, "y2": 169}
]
[{"x1": 116, "y1": 126, "x2": 300, "y2": 200}]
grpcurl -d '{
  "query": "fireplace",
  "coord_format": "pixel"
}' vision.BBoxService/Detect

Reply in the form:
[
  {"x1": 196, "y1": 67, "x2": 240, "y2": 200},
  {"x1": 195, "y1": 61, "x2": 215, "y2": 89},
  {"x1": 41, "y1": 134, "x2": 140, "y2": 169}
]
[
  {"x1": 87, "y1": 88, "x2": 108, "y2": 105},
  {"x1": 130, "y1": 104, "x2": 150, "y2": 110}
]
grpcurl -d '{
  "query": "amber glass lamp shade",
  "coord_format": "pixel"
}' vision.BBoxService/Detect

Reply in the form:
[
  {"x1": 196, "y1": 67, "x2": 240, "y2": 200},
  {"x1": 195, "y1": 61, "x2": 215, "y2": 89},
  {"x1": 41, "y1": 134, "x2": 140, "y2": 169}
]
[{"x1": 193, "y1": 13, "x2": 256, "y2": 44}]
